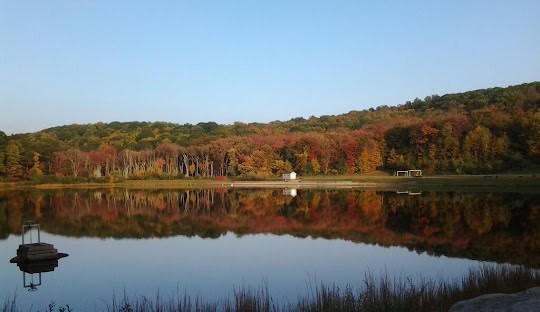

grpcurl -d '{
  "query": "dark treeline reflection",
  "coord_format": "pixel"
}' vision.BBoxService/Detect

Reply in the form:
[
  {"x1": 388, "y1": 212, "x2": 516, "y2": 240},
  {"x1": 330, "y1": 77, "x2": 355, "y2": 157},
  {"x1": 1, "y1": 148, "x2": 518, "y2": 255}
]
[{"x1": 0, "y1": 189, "x2": 539, "y2": 267}]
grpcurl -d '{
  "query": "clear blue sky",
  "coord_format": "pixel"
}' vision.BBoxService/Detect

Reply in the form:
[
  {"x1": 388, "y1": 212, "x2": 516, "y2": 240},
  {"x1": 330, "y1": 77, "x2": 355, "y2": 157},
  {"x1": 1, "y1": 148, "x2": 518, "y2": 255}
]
[{"x1": 1, "y1": 0, "x2": 539, "y2": 134}]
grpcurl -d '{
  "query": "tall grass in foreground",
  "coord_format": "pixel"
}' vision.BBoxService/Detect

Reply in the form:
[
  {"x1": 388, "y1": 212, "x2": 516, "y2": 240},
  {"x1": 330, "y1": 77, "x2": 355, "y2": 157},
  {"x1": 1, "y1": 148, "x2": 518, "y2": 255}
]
[{"x1": 3, "y1": 265, "x2": 540, "y2": 312}]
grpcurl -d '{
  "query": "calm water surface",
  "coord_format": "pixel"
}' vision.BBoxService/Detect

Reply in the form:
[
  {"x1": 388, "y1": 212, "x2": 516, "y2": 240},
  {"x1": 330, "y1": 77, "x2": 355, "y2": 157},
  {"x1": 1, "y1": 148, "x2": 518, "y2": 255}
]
[{"x1": 0, "y1": 188, "x2": 538, "y2": 311}]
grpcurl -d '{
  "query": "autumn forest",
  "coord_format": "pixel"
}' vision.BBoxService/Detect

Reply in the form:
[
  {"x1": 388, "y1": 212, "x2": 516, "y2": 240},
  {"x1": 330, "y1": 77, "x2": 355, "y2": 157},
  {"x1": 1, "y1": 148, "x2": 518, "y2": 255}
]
[{"x1": 1, "y1": 82, "x2": 539, "y2": 181}]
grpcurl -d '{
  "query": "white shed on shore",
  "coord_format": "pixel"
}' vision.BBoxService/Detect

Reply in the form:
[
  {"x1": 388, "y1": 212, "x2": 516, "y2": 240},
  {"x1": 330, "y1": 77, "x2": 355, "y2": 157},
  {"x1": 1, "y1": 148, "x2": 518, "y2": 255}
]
[{"x1": 282, "y1": 171, "x2": 297, "y2": 181}]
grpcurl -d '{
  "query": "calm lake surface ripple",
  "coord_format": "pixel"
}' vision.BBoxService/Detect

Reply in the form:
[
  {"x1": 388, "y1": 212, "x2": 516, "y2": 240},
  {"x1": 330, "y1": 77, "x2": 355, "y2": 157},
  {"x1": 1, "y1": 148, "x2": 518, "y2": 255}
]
[{"x1": 1, "y1": 188, "x2": 538, "y2": 311}]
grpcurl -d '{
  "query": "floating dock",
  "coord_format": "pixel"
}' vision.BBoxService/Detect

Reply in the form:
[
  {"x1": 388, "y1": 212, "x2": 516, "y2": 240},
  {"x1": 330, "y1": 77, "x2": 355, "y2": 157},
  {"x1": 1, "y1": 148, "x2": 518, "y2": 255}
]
[
  {"x1": 10, "y1": 243, "x2": 68, "y2": 263},
  {"x1": 9, "y1": 221, "x2": 68, "y2": 264},
  {"x1": 8, "y1": 221, "x2": 69, "y2": 291}
]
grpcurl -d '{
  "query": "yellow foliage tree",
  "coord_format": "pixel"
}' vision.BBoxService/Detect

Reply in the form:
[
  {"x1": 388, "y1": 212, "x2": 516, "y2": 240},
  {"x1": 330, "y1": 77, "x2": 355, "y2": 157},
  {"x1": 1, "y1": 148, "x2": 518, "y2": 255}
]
[{"x1": 29, "y1": 152, "x2": 43, "y2": 178}]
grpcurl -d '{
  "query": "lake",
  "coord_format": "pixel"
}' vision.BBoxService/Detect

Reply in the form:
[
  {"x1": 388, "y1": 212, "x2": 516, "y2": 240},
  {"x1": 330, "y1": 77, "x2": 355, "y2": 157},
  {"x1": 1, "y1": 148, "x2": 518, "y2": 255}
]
[{"x1": 1, "y1": 188, "x2": 539, "y2": 311}]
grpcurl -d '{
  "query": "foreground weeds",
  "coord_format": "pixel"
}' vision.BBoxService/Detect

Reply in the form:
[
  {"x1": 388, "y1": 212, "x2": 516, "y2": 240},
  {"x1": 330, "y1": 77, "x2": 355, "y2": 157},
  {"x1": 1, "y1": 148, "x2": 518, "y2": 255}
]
[{"x1": 4, "y1": 265, "x2": 540, "y2": 312}]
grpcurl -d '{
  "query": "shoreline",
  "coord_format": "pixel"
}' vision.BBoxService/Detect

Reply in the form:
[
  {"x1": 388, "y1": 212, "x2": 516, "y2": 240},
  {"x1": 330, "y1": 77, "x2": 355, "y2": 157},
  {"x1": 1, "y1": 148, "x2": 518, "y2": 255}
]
[{"x1": 1, "y1": 174, "x2": 539, "y2": 191}]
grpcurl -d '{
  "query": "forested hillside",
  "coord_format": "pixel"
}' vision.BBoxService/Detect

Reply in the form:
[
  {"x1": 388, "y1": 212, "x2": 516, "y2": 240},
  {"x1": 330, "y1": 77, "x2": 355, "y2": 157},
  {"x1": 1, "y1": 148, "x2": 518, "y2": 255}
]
[{"x1": 1, "y1": 82, "x2": 539, "y2": 180}]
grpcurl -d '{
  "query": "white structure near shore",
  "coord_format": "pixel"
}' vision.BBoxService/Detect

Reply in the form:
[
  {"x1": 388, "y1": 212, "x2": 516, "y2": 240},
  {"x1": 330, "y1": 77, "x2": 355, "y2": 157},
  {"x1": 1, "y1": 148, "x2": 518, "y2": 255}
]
[
  {"x1": 283, "y1": 189, "x2": 297, "y2": 197},
  {"x1": 282, "y1": 172, "x2": 297, "y2": 181},
  {"x1": 394, "y1": 170, "x2": 422, "y2": 177}
]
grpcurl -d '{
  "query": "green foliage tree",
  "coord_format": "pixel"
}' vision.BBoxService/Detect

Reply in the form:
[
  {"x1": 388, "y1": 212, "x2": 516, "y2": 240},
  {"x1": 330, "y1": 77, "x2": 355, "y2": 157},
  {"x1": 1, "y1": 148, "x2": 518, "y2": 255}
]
[
  {"x1": 227, "y1": 148, "x2": 238, "y2": 176},
  {"x1": 6, "y1": 140, "x2": 23, "y2": 179},
  {"x1": 385, "y1": 148, "x2": 399, "y2": 169},
  {"x1": 0, "y1": 152, "x2": 6, "y2": 175},
  {"x1": 436, "y1": 124, "x2": 461, "y2": 172},
  {"x1": 527, "y1": 112, "x2": 540, "y2": 159}
]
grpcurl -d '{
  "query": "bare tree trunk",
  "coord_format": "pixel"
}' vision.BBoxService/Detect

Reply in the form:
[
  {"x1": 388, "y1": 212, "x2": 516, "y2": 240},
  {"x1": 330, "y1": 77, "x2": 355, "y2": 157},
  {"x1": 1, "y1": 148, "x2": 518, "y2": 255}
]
[{"x1": 182, "y1": 154, "x2": 190, "y2": 177}]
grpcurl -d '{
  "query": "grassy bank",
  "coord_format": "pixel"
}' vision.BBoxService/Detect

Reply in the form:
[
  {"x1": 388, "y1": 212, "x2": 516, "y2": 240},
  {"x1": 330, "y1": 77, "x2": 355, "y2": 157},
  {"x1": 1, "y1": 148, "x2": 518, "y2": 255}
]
[
  {"x1": 3, "y1": 265, "x2": 539, "y2": 312},
  {"x1": 1, "y1": 173, "x2": 540, "y2": 191}
]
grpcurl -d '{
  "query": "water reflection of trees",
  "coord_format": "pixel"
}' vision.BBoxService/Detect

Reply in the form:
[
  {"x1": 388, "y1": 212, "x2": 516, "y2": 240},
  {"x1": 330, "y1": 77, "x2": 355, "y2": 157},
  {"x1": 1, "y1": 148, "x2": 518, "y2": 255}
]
[{"x1": 0, "y1": 189, "x2": 538, "y2": 267}]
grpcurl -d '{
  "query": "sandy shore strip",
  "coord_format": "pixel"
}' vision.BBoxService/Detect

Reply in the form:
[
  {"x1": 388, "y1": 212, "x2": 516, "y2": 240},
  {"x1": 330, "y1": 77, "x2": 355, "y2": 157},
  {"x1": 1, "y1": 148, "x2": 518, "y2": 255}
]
[{"x1": 219, "y1": 180, "x2": 379, "y2": 188}]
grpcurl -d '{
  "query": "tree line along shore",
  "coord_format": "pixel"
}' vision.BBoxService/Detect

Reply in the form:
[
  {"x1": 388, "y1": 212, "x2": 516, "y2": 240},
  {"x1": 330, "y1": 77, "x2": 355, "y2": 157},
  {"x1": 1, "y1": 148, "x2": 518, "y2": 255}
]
[{"x1": 0, "y1": 82, "x2": 539, "y2": 182}]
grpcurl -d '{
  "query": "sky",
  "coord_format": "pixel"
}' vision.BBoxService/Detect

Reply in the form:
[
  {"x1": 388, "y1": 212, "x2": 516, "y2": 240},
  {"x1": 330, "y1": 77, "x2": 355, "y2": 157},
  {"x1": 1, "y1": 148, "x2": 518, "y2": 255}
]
[{"x1": 1, "y1": 0, "x2": 539, "y2": 134}]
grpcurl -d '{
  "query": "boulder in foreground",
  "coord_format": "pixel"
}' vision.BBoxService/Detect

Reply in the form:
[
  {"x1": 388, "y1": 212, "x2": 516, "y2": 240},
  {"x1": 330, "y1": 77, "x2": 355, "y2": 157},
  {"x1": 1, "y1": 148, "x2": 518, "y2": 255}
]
[{"x1": 449, "y1": 287, "x2": 540, "y2": 312}]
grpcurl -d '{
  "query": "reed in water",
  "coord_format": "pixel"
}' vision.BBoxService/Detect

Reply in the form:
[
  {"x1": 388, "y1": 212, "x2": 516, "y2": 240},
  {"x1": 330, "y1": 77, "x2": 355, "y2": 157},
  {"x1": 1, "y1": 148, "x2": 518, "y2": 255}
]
[{"x1": 3, "y1": 265, "x2": 539, "y2": 312}]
